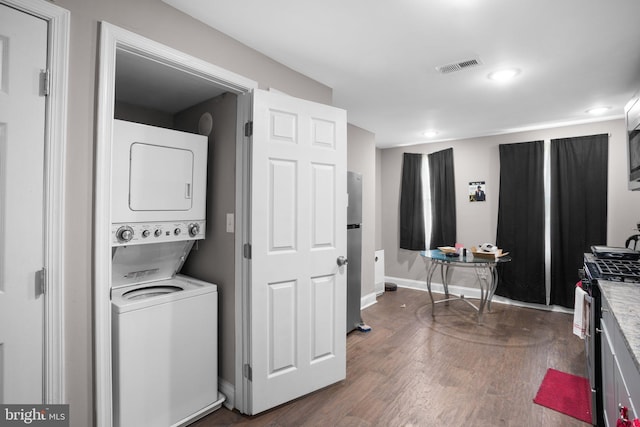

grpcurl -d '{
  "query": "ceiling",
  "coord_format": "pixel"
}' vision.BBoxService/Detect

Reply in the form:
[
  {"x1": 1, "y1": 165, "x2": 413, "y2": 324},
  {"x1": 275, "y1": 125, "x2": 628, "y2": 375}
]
[{"x1": 160, "y1": 0, "x2": 640, "y2": 148}]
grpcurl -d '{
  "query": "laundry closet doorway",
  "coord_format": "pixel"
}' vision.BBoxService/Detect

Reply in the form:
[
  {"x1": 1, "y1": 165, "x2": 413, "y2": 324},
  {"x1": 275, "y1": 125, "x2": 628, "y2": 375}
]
[{"x1": 94, "y1": 23, "x2": 348, "y2": 425}]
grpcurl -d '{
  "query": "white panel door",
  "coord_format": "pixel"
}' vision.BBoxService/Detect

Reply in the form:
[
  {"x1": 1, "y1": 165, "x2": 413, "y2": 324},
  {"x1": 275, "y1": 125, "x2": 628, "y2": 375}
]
[
  {"x1": 249, "y1": 89, "x2": 347, "y2": 414},
  {"x1": 0, "y1": 4, "x2": 47, "y2": 403}
]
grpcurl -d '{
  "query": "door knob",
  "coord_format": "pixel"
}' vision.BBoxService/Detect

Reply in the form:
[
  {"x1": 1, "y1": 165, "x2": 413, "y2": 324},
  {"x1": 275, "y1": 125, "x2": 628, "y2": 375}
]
[{"x1": 337, "y1": 256, "x2": 348, "y2": 266}]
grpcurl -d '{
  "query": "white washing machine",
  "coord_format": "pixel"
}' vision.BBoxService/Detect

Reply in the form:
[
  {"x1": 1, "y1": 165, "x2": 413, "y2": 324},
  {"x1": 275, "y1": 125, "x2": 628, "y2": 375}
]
[{"x1": 111, "y1": 242, "x2": 224, "y2": 427}]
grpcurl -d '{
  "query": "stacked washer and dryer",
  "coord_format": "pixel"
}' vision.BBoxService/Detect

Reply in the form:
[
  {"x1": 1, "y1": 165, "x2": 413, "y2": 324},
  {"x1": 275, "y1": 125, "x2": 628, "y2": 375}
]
[{"x1": 110, "y1": 119, "x2": 225, "y2": 427}]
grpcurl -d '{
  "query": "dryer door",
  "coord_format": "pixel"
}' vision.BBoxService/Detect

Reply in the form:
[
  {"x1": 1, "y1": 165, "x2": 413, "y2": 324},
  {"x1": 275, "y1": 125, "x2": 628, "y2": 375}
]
[{"x1": 130, "y1": 142, "x2": 193, "y2": 211}]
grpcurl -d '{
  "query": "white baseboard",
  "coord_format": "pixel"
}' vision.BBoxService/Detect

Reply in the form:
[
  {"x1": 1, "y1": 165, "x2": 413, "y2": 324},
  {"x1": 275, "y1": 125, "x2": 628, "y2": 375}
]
[
  {"x1": 219, "y1": 377, "x2": 235, "y2": 410},
  {"x1": 384, "y1": 276, "x2": 574, "y2": 314},
  {"x1": 361, "y1": 292, "x2": 377, "y2": 310}
]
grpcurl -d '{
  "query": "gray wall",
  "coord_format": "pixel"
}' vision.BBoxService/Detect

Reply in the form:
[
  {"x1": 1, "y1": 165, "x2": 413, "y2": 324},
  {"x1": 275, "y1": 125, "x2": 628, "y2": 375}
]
[
  {"x1": 174, "y1": 94, "x2": 238, "y2": 388},
  {"x1": 347, "y1": 124, "x2": 377, "y2": 299},
  {"x1": 53, "y1": 1, "x2": 334, "y2": 426},
  {"x1": 379, "y1": 118, "x2": 640, "y2": 285}
]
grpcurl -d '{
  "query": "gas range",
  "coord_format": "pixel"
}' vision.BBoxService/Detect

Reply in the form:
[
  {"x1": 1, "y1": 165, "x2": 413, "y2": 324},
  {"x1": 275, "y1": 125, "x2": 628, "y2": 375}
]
[
  {"x1": 582, "y1": 248, "x2": 640, "y2": 427},
  {"x1": 584, "y1": 253, "x2": 640, "y2": 284}
]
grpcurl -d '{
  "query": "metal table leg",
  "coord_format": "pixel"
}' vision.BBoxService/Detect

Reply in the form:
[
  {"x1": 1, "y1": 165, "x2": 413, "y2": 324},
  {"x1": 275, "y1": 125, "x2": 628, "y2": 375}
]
[
  {"x1": 487, "y1": 266, "x2": 499, "y2": 312},
  {"x1": 442, "y1": 263, "x2": 453, "y2": 305},
  {"x1": 474, "y1": 264, "x2": 492, "y2": 322},
  {"x1": 425, "y1": 260, "x2": 438, "y2": 317}
]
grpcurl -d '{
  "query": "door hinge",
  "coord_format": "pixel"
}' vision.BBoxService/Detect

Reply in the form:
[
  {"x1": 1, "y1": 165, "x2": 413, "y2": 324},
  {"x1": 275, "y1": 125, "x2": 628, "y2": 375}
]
[
  {"x1": 243, "y1": 243, "x2": 252, "y2": 259},
  {"x1": 244, "y1": 363, "x2": 252, "y2": 381},
  {"x1": 244, "y1": 121, "x2": 253, "y2": 137},
  {"x1": 40, "y1": 69, "x2": 50, "y2": 97},
  {"x1": 37, "y1": 267, "x2": 47, "y2": 295}
]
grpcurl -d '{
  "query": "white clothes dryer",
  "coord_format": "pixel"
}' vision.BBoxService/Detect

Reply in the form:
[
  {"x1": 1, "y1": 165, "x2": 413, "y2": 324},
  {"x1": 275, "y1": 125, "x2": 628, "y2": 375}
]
[{"x1": 111, "y1": 242, "x2": 224, "y2": 427}]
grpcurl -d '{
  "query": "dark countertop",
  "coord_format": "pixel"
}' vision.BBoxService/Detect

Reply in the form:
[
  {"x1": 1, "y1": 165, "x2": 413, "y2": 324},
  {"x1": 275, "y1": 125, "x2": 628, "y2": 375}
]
[{"x1": 598, "y1": 281, "x2": 640, "y2": 372}]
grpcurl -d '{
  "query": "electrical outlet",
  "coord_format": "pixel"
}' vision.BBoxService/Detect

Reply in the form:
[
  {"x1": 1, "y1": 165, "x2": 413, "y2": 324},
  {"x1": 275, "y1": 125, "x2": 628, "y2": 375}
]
[{"x1": 226, "y1": 213, "x2": 234, "y2": 233}]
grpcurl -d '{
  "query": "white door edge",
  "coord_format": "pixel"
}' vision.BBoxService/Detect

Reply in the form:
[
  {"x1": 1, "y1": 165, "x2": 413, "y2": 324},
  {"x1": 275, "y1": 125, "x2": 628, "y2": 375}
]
[
  {"x1": 235, "y1": 92, "x2": 253, "y2": 414},
  {"x1": 0, "y1": 0, "x2": 69, "y2": 404},
  {"x1": 94, "y1": 22, "x2": 257, "y2": 426}
]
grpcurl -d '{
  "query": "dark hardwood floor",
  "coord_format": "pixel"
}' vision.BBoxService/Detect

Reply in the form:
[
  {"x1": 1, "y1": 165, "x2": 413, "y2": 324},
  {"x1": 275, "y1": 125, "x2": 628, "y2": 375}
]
[{"x1": 193, "y1": 287, "x2": 589, "y2": 427}]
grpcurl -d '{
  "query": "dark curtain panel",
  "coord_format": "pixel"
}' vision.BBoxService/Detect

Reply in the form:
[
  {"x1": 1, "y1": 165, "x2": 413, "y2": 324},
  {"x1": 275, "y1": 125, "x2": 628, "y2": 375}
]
[
  {"x1": 428, "y1": 148, "x2": 456, "y2": 248},
  {"x1": 551, "y1": 134, "x2": 608, "y2": 308},
  {"x1": 495, "y1": 141, "x2": 546, "y2": 304},
  {"x1": 399, "y1": 153, "x2": 426, "y2": 250}
]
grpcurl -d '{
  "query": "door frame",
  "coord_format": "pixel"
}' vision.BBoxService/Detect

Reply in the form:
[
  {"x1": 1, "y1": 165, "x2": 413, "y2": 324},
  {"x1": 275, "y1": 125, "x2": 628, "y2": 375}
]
[
  {"x1": 1, "y1": 0, "x2": 69, "y2": 404},
  {"x1": 94, "y1": 22, "x2": 257, "y2": 426}
]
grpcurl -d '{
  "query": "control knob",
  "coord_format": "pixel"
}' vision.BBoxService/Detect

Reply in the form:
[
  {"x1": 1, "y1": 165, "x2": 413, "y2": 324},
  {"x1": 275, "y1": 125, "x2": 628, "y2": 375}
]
[
  {"x1": 116, "y1": 226, "x2": 134, "y2": 243},
  {"x1": 174, "y1": 227, "x2": 181, "y2": 236},
  {"x1": 142, "y1": 229, "x2": 150, "y2": 238},
  {"x1": 188, "y1": 223, "x2": 200, "y2": 237},
  {"x1": 154, "y1": 229, "x2": 162, "y2": 237}
]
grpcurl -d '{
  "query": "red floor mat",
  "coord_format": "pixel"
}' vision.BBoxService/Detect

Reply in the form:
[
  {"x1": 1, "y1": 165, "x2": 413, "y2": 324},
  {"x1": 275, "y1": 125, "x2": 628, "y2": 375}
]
[{"x1": 533, "y1": 368, "x2": 591, "y2": 423}]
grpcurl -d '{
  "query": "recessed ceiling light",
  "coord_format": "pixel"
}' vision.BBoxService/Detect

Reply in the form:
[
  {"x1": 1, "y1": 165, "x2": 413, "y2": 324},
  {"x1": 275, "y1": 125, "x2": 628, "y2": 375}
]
[
  {"x1": 423, "y1": 130, "x2": 439, "y2": 138},
  {"x1": 586, "y1": 106, "x2": 611, "y2": 115},
  {"x1": 488, "y1": 68, "x2": 520, "y2": 82}
]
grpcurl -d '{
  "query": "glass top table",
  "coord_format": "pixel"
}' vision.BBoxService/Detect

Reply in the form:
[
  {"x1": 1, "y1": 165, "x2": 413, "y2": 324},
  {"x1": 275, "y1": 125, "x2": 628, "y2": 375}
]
[{"x1": 420, "y1": 249, "x2": 512, "y2": 323}]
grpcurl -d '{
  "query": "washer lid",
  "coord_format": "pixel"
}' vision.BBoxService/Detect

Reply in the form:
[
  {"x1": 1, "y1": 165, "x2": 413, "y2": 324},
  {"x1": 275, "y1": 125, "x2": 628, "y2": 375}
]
[
  {"x1": 122, "y1": 285, "x2": 183, "y2": 301},
  {"x1": 111, "y1": 240, "x2": 194, "y2": 289}
]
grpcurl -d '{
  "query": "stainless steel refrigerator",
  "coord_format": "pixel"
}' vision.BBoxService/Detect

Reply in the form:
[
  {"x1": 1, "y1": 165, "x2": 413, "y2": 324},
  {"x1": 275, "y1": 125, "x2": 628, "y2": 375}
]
[{"x1": 347, "y1": 171, "x2": 363, "y2": 333}]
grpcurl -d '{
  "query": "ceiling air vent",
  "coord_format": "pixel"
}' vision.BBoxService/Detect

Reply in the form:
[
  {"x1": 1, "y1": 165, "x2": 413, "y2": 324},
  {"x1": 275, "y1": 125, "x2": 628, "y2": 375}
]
[{"x1": 436, "y1": 58, "x2": 482, "y2": 74}]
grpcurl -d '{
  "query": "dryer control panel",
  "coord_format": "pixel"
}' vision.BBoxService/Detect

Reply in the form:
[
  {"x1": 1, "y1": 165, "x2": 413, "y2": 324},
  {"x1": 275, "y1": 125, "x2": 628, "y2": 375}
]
[{"x1": 111, "y1": 220, "x2": 205, "y2": 246}]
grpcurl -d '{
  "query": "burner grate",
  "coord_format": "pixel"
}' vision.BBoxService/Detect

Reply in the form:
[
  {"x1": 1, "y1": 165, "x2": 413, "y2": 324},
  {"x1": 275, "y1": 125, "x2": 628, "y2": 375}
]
[{"x1": 595, "y1": 258, "x2": 640, "y2": 279}]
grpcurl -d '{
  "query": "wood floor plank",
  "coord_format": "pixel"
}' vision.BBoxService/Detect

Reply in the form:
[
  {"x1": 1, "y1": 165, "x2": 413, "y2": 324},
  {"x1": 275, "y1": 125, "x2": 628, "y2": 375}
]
[{"x1": 193, "y1": 287, "x2": 589, "y2": 427}]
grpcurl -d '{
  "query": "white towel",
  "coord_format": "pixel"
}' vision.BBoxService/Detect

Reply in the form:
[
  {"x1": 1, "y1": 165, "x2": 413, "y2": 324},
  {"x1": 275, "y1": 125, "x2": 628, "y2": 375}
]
[
  {"x1": 583, "y1": 294, "x2": 591, "y2": 337},
  {"x1": 573, "y1": 286, "x2": 587, "y2": 339}
]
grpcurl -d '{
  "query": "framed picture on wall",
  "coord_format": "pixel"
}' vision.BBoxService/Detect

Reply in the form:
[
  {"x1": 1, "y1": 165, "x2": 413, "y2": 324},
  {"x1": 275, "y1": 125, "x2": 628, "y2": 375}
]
[{"x1": 469, "y1": 181, "x2": 486, "y2": 202}]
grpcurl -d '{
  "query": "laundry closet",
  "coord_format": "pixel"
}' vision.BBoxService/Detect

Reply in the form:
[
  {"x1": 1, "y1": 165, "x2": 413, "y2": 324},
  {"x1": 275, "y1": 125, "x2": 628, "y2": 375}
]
[
  {"x1": 111, "y1": 47, "x2": 238, "y2": 426},
  {"x1": 96, "y1": 24, "x2": 349, "y2": 423}
]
